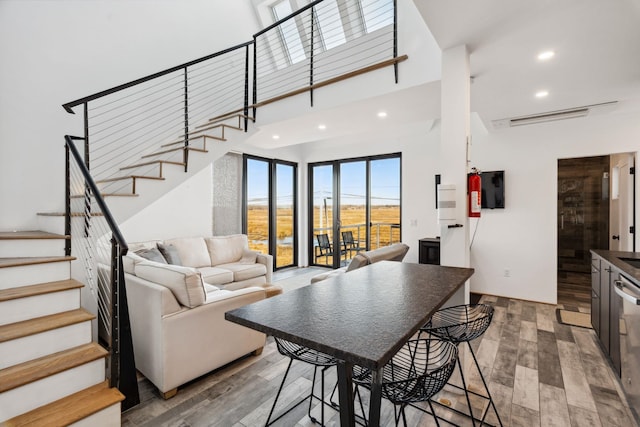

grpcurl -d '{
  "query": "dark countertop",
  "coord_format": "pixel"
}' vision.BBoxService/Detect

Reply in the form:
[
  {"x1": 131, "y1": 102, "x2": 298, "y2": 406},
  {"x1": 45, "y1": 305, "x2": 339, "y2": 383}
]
[
  {"x1": 226, "y1": 261, "x2": 473, "y2": 370},
  {"x1": 592, "y1": 249, "x2": 640, "y2": 285}
]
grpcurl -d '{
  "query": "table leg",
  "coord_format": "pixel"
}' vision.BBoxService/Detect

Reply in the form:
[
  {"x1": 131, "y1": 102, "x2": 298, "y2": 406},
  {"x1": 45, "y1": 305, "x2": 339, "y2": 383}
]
[
  {"x1": 336, "y1": 360, "x2": 355, "y2": 427},
  {"x1": 368, "y1": 368, "x2": 383, "y2": 427}
]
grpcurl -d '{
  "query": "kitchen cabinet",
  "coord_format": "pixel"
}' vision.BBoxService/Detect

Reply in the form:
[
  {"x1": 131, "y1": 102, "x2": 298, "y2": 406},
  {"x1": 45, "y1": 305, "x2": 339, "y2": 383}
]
[
  {"x1": 591, "y1": 249, "x2": 640, "y2": 424},
  {"x1": 590, "y1": 251, "x2": 625, "y2": 375},
  {"x1": 591, "y1": 256, "x2": 601, "y2": 336}
]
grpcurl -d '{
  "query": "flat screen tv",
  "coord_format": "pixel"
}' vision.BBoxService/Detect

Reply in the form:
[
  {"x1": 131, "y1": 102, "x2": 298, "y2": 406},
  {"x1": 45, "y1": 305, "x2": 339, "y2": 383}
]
[{"x1": 481, "y1": 170, "x2": 505, "y2": 209}]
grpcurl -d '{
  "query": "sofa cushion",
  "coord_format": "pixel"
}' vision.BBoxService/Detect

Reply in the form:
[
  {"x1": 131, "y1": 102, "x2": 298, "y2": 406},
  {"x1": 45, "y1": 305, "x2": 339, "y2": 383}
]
[
  {"x1": 346, "y1": 254, "x2": 370, "y2": 272},
  {"x1": 164, "y1": 237, "x2": 211, "y2": 268},
  {"x1": 157, "y1": 243, "x2": 183, "y2": 265},
  {"x1": 123, "y1": 252, "x2": 149, "y2": 275},
  {"x1": 206, "y1": 235, "x2": 248, "y2": 266},
  {"x1": 134, "y1": 261, "x2": 206, "y2": 308},
  {"x1": 135, "y1": 247, "x2": 167, "y2": 264},
  {"x1": 215, "y1": 263, "x2": 267, "y2": 282},
  {"x1": 239, "y1": 249, "x2": 258, "y2": 264},
  {"x1": 197, "y1": 267, "x2": 235, "y2": 286}
]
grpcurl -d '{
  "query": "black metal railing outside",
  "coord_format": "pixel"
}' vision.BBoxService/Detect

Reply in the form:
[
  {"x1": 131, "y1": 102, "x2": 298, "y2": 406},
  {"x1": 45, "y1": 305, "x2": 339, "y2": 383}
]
[{"x1": 65, "y1": 135, "x2": 139, "y2": 411}]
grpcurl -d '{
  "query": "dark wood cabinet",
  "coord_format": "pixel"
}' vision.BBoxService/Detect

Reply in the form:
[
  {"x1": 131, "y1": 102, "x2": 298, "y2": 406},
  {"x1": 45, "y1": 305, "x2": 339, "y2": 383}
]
[
  {"x1": 591, "y1": 256, "x2": 601, "y2": 336},
  {"x1": 419, "y1": 238, "x2": 440, "y2": 265},
  {"x1": 591, "y1": 251, "x2": 622, "y2": 375}
]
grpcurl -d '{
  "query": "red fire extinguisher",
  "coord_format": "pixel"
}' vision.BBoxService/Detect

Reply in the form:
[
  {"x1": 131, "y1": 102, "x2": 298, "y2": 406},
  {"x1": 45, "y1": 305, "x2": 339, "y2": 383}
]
[{"x1": 468, "y1": 168, "x2": 481, "y2": 218}]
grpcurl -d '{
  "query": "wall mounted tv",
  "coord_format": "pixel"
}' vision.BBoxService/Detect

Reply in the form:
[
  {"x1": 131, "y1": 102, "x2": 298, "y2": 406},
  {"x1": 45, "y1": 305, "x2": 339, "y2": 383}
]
[{"x1": 481, "y1": 170, "x2": 505, "y2": 209}]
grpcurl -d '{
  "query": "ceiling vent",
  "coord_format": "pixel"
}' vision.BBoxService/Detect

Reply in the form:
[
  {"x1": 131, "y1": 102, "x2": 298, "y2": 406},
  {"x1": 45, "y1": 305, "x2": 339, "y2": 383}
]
[{"x1": 492, "y1": 101, "x2": 618, "y2": 129}]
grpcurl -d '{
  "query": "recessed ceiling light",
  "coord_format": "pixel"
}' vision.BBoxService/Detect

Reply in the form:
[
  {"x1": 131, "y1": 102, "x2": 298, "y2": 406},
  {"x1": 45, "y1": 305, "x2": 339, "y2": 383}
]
[
  {"x1": 318, "y1": 124, "x2": 326, "y2": 130},
  {"x1": 537, "y1": 50, "x2": 555, "y2": 61},
  {"x1": 272, "y1": 134, "x2": 280, "y2": 140},
  {"x1": 535, "y1": 90, "x2": 549, "y2": 98},
  {"x1": 377, "y1": 111, "x2": 387, "y2": 118}
]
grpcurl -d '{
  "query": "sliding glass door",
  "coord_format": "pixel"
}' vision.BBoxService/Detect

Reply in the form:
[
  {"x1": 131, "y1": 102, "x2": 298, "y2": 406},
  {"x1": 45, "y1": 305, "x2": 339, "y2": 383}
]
[
  {"x1": 244, "y1": 155, "x2": 297, "y2": 270},
  {"x1": 309, "y1": 153, "x2": 401, "y2": 268}
]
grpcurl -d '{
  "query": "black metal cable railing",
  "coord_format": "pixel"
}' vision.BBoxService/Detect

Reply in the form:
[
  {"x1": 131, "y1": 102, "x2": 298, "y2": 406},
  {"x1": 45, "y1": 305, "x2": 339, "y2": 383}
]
[
  {"x1": 65, "y1": 135, "x2": 139, "y2": 411},
  {"x1": 254, "y1": 0, "x2": 398, "y2": 108},
  {"x1": 63, "y1": 41, "x2": 252, "y2": 198}
]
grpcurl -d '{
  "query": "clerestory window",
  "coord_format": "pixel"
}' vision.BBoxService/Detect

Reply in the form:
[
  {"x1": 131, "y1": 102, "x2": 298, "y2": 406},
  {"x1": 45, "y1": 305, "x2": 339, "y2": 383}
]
[{"x1": 272, "y1": 0, "x2": 307, "y2": 64}]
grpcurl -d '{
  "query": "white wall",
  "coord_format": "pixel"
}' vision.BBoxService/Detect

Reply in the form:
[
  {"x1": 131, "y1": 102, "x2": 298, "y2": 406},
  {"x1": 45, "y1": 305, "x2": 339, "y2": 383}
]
[
  {"x1": 119, "y1": 165, "x2": 214, "y2": 242},
  {"x1": 470, "y1": 110, "x2": 640, "y2": 304},
  {"x1": 0, "y1": 0, "x2": 260, "y2": 231}
]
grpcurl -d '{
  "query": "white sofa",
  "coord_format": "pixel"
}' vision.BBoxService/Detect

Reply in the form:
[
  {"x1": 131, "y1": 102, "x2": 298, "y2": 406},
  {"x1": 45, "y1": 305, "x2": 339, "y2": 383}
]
[
  {"x1": 310, "y1": 243, "x2": 410, "y2": 283},
  {"x1": 122, "y1": 234, "x2": 273, "y2": 398}
]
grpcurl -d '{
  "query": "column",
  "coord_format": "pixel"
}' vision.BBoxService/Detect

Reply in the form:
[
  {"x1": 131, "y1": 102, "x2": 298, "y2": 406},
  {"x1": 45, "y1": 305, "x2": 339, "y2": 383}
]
[{"x1": 439, "y1": 44, "x2": 471, "y2": 304}]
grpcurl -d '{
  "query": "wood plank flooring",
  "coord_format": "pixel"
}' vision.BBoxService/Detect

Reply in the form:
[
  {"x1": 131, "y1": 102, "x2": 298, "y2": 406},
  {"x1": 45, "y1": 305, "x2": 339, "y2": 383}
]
[{"x1": 121, "y1": 268, "x2": 637, "y2": 427}]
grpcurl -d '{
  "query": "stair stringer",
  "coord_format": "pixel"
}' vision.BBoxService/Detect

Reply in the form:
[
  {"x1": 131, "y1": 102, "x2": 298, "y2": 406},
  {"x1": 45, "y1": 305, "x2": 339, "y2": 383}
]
[{"x1": 91, "y1": 124, "x2": 257, "y2": 226}]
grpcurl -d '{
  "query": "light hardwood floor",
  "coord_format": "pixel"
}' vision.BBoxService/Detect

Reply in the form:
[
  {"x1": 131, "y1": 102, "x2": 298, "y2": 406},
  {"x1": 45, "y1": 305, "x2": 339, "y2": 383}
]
[{"x1": 121, "y1": 268, "x2": 637, "y2": 427}]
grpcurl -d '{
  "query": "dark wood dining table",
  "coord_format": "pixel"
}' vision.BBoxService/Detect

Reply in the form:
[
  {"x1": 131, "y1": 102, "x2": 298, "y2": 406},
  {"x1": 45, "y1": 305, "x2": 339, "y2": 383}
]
[{"x1": 225, "y1": 260, "x2": 474, "y2": 426}]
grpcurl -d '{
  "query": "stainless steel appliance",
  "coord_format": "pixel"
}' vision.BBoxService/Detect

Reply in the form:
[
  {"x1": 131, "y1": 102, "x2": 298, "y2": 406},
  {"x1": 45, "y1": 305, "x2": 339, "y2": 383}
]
[{"x1": 615, "y1": 273, "x2": 640, "y2": 424}]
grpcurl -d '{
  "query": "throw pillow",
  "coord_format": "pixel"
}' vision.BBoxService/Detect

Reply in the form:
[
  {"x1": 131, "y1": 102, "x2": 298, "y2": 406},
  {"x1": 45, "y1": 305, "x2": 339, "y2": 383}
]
[
  {"x1": 134, "y1": 261, "x2": 206, "y2": 308},
  {"x1": 135, "y1": 247, "x2": 167, "y2": 264},
  {"x1": 157, "y1": 243, "x2": 183, "y2": 265},
  {"x1": 164, "y1": 237, "x2": 211, "y2": 268},
  {"x1": 239, "y1": 249, "x2": 258, "y2": 264},
  {"x1": 123, "y1": 252, "x2": 148, "y2": 275}
]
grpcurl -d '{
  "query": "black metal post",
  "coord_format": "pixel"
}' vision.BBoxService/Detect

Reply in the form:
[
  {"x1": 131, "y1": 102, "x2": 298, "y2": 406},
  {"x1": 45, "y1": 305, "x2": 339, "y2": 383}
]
[
  {"x1": 253, "y1": 35, "x2": 258, "y2": 120},
  {"x1": 109, "y1": 238, "x2": 119, "y2": 386},
  {"x1": 83, "y1": 103, "x2": 91, "y2": 238},
  {"x1": 113, "y1": 240, "x2": 140, "y2": 410},
  {"x1": 64, "y1": 142, "x2": 71, "y2": 256},
  {"x1": 393, "y1": 0, "x2": 398, "y2": 84},
  {"x1": 310, "y1": 7, "x2": 315, "y2": 107},
  {"x1": 244, "y1": 44, "x2": 250, "y2": 131},
  {"x1": 183, "y1": 67, "x2": 189, "y2": 172}
]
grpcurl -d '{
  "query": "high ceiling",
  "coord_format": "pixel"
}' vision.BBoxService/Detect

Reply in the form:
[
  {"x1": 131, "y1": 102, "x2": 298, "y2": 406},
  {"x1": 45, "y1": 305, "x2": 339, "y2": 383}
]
[
  {"x1": 248, "y1": 0, "x2": 640, "y2": 148},
  {"x1": 416, "y1": 0, "x2": 640, "y2": 123}
]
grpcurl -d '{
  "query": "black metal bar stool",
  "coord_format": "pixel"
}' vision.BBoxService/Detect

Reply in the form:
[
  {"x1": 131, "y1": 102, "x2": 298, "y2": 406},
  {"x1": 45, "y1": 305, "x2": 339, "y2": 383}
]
[
  {"x1": 265, "y1": 338, "x2": 337, "y2": 426},
  {"x1": 352, "y1": 338, "x2": 459, "y2": 427},
  {"x1": 420, "y1": 303, "x2": 503, "y2": 427}
]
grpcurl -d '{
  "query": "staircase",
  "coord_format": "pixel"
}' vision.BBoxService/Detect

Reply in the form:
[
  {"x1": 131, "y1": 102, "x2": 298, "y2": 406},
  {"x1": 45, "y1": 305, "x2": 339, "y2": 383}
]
[
  {"x1": 93, "y1": 113, "x2": 252, "y2": 198},
  {"x1": 0, "y1": 231, "x2": 124, "y2": 426}
]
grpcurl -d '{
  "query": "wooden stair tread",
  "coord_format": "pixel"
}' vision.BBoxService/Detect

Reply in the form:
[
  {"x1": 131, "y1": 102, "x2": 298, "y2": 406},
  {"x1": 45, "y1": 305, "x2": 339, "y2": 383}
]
[
  {"x1": 195, "y1": 122, "x2": 243, "y2": 131},
  {"x1": 0, "y1": 342, "x2": 108, "y2": 393},
  {"x1": 1, "y1": 380, "x2": 124, "y2": 427},
  {"x1": 37, "y1": 212, "x2": 104, "y2": 217},
  {"x1": 161, "y1": 134, "x2": 225, "y2": 148},
  {"x1": 70, "y1": 193, "x2": 138, "y2": 198},
  {"x1": 206, "y1": 112, "x2": 255, "y2": 124},
  {"x1": 0, "y1": 279, "x2": 84, "y2": 302},
  {"x1": 96, "y1": 175, "x2": 164, "y2": 184},
  {"x1": 120, "y1": 160, "x2": 185, "y2": 171},
  {"x1": 141, "y1": 146, "x2": 208, "y2": 158},
  {"x1": 0, "y1": 256, "x2": 75, "y2": 269},
  {"x1": 0, "y1": 231, "x2": 69, "y2": 240},
  {"x1": 0, "y1": 309, "x2": 95, "y2": 343}
]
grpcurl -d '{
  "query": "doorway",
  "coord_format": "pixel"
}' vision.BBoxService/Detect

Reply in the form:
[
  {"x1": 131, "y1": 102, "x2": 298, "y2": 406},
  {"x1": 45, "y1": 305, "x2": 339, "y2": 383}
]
[
  {"x1": 309, "y1": 153, "x2": 401, "y2": 268},
  {"x1": 557, "y1": 153, "x2": 635, "y2": 308},
  {"x1": 243, "y1": 155, "x2": 298, "y2": 270}
]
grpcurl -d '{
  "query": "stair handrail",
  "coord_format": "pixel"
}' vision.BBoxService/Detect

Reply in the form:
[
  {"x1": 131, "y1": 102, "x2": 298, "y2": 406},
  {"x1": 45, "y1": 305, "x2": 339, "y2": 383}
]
[
  {"x1": 62, "y1": 40, "x2": 254, "y2": 114},
  {"x1": 65, "y1": 134, "x2": 140, "y2": 411}
]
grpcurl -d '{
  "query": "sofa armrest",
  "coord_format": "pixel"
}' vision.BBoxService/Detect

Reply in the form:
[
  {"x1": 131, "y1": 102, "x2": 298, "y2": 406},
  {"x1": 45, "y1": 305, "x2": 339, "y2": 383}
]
[
  {"x1": 256, "y1": 253, "x2": 273, "y2": 284},
  {"x1": 161, "y1": 286, "x2": 267, "y2": 392}
]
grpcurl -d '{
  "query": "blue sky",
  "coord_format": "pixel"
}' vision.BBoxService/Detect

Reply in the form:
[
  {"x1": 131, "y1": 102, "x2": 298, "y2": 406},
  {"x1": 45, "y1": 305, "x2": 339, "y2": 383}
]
[{"x1": 246, "y1": 157, "x2": 400, "y2": 207}]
